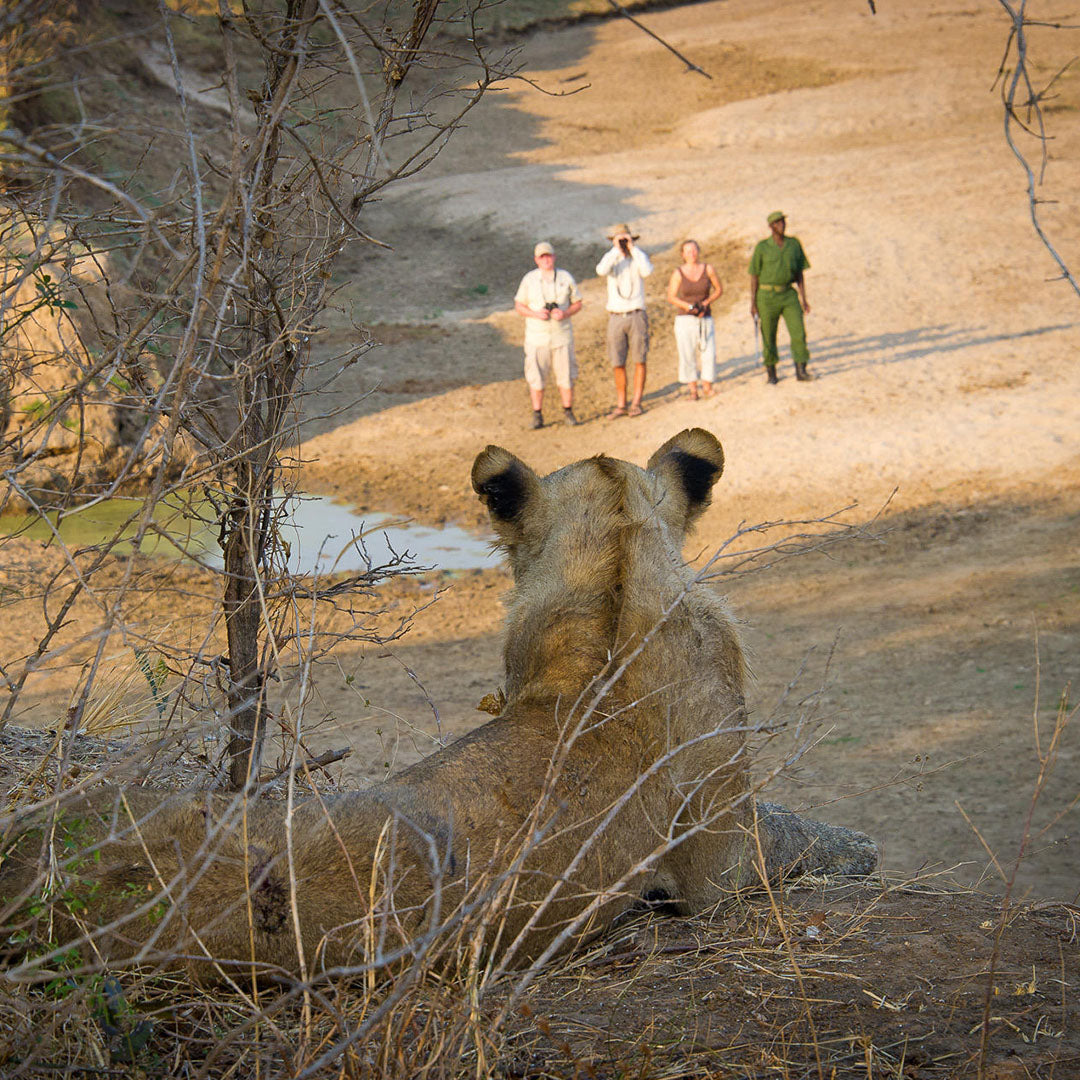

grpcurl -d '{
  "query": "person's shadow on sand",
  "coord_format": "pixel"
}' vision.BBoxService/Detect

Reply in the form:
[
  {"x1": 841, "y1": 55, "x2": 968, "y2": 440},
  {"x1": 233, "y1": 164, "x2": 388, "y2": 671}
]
[{"x1": 700, "y1": 321, "x2": 1075, "y2": 385}]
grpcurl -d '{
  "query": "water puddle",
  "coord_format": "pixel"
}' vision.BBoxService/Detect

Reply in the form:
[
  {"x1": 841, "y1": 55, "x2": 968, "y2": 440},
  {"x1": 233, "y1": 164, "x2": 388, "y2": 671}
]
[
  {"x1": 278, "y1": 496, "x2": 497, "y2": 575},
  {"x1": 1, "y1": 494, "x2": 498, "y2": 576}
]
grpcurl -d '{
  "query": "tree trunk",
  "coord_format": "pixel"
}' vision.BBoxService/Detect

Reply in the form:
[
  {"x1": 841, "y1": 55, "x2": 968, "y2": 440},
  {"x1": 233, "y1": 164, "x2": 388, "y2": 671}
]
[{"x1": 223, "y1": 482, "x2": 266, "y2": 790}]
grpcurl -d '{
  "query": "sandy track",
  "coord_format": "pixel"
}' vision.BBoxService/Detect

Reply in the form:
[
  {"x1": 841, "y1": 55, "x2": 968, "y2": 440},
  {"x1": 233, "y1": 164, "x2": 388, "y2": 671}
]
[
  {"x1": 305, "y1": 0, "x2": 1079, "y2": 520},
  {"x1": 4, "y1": 0, "x2": 1074, "y2": 899},
  {"x1": 285, "y1": 0, "x2": 1080, "y2": 898}
]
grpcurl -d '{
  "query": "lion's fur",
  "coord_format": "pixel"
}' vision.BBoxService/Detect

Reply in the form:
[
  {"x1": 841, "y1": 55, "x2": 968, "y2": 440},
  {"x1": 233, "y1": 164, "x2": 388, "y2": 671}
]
[{"x1": 0, "y1": 429, "x2": 876, "y2": 980}]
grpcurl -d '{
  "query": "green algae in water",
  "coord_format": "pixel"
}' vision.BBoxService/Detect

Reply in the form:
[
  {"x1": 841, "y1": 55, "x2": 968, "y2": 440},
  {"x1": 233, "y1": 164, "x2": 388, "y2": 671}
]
[{"x1": 1, "y1": 493, "x2": 496, "y2": 573}]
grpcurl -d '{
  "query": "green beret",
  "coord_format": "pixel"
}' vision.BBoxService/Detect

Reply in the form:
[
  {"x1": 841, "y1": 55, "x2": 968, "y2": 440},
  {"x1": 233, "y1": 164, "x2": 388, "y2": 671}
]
[{"x1": 767, "y1": 211, "x2": 786, "y2": 224}]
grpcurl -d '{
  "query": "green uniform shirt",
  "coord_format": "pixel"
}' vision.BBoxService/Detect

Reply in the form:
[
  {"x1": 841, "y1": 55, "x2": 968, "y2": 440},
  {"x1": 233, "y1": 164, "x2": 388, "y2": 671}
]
[{"x1": 748, "y1": 236, "x2": 810, "y2": 286}]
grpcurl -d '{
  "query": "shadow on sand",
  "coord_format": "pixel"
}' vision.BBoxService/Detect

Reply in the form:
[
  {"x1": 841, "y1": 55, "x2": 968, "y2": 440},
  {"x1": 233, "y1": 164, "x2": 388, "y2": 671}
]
[{"x1": 706, "y1": 321, "x2": 1076, "y2": 385}]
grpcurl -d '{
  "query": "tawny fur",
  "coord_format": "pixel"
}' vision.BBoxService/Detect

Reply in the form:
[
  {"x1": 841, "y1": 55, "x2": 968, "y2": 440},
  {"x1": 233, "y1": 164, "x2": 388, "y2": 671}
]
[{"x1": 0, "y1": 429, "x2": 876, "y2": 981}]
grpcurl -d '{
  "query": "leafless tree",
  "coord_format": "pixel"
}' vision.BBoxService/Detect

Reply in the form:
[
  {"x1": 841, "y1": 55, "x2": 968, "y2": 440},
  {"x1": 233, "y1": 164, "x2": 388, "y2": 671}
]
[{"x1": 0, "y1": 0, "x2": 516, "y2": 787}]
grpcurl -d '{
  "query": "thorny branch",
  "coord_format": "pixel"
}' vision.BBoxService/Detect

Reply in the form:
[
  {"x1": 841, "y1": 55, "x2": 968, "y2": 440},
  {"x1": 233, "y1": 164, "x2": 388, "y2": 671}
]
[
  {"x1": 0, "y1": 0, "x2": 525, "y2": 790},
  {"x1": 994, "y1": 0, "x2": 1080, "y2": 297}
]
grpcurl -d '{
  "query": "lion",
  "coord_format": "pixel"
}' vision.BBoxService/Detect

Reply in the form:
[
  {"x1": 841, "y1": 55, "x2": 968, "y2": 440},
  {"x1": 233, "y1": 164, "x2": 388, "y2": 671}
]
[{"x1": 0, "y1": 429, "x2": 876, "y2": 981}]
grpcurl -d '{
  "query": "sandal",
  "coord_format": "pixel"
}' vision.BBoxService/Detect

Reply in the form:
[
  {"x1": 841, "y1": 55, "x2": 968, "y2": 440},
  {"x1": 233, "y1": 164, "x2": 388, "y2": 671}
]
[
  {"x1": 607, "y1": 405, "x2": 628, "y2": 420},
  {"x1": 627, "y1": 403, "x2": 644, "y2": 417}
]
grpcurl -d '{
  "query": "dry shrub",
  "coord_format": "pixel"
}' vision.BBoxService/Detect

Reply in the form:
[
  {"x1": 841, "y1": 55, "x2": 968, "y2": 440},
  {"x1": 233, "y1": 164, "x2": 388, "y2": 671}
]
[{"x1": 2, "y1": 687, "x2": 1077, "y2": 1078}]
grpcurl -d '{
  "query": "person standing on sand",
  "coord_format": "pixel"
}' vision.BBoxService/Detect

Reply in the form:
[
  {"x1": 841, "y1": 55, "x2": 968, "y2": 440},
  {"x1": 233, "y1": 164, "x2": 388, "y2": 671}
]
[
  {"x1": 514, "y1": 241, "x2": 583, "y2": 429},
  {"x1": 596, "y1": 223, "x2": 653, "y2": 418},
  {"x1": 749, "y1": 211, "x2": 812, "y2": 384},
  {"x1": 667, "y1": 239, "x2": 723, "y2": 400}
]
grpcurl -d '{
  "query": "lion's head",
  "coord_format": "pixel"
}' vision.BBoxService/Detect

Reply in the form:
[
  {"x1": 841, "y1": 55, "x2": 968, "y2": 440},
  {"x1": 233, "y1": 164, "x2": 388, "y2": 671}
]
[
  {"x1": 471, "y1": 428, "x2": 724, "y2": 581},
  {"x1": 471, "y1": 429, "x2": 727, "y2": 699}
]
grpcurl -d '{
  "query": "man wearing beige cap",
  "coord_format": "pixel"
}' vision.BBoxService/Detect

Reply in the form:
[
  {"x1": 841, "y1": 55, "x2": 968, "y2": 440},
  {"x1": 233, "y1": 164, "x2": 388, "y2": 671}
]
[
  {"x1": 514, "y1": 241, "x2": 583, "y2": 428},
  {"x1": 749, "y1": 211, "x2": 812, "y2": 384},
  {"x1": 596, "y1": 223, "x2": 653, "y2": 418}
]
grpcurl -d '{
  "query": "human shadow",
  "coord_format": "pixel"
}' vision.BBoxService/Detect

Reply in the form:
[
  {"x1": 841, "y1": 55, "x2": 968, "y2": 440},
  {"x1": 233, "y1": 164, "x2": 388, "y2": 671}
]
[{"x1": 711, "y1": 322, "x2": 1076, "y2": 384}]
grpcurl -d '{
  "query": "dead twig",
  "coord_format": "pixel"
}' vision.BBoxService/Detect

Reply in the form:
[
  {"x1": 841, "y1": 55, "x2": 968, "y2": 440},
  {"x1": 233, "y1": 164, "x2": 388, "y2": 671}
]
[{"x1": 605, "y1": 0, "x2": 712, "y2": 80}]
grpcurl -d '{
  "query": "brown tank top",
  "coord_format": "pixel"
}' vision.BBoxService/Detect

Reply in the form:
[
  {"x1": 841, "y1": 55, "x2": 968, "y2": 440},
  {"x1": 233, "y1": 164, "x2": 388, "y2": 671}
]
[{"x1": 676, "y1": 266, "x2": 711, "y2": 316}]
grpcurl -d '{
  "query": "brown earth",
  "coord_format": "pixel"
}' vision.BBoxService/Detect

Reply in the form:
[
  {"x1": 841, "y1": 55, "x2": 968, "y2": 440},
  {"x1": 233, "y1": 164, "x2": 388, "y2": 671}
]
[
  {"x1": 289, "y1": 0, "x2": 1080, "y2": 905},
  {"x1": 2, "y1": 1, "x2": 1080, "y2": 1073},
  {"x1": 3, "y1": 0, "x2": 1078, "y2": 905},
  {"x1": 505, "y1": 877, "x2": 1080, "y2": 1079}
]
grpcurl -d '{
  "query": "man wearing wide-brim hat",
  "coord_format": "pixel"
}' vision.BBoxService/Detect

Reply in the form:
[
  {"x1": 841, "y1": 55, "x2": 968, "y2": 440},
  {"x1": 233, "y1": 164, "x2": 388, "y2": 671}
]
[
  {"x1": 749, "y1": 211, "x2": 812, "y2": 384},
  {"x1": 596, "y1": 223, "x2": 654, "y2": 418}
]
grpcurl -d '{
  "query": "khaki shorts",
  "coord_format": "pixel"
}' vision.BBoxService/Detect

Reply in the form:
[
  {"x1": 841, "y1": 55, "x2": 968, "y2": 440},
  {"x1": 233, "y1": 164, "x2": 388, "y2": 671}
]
[
  {"x1": 606, "y1": 309, "x2": 649, "y2": 368},
  {"x1": 524, "y1": 342, "x2": 577, "y2": 390}
]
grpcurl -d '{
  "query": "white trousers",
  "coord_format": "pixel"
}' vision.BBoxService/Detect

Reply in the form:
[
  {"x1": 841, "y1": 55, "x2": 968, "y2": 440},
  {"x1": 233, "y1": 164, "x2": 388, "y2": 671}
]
[{"x1": 674, "y1": 315, "x2": 716, "y2": 383}]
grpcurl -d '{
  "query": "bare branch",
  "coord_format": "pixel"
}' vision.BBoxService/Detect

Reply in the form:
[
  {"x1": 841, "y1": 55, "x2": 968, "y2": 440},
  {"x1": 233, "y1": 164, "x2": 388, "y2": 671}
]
[
  {"x1": 605, "y1": 0, "x2": 712, "y2": 80},
  {"x1": 995, "y1": 0, "x2": 1080, "y2": 297}
]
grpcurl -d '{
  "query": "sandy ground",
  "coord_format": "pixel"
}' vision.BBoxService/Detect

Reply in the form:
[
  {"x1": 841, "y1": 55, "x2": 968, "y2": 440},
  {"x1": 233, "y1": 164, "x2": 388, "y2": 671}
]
[
  {"x1": 290, "y1": 0, "x2": 1080, "y2": 902},
  {"x1": 3, "y1": 0, "x2": 1078, "y2": 901}
]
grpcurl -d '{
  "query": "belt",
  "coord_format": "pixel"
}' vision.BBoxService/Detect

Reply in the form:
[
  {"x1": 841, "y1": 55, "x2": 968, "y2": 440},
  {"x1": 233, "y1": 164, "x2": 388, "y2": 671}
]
[{"x1": 758, "y1": 283, "x2": 792, "y2": 292}]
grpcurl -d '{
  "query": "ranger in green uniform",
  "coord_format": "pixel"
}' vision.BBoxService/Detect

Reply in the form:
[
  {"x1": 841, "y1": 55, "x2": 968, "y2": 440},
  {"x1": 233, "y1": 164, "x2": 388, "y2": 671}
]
[{"x1": 749, "y1": 211, "x2": 812, "y2": 384}]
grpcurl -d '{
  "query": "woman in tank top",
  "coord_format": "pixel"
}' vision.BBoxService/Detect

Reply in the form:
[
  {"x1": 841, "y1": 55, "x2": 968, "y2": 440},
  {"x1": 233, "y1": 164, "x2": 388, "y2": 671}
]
[{"x1": 666, "y1": 240, "x2": 724, "y2": 399}]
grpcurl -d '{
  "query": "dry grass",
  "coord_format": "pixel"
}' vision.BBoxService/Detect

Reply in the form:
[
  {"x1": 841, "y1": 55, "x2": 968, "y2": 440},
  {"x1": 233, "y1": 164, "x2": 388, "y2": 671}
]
[
  {"x1": 1, "y1": 533, "x2": 1075, "y2": 1078},
  {"x1": 1, "y1": 720, "x2": 1078, "y2": 1080},
  {"x1": 508, "y1": 875, "x2": 1080, "y2": 1079}
]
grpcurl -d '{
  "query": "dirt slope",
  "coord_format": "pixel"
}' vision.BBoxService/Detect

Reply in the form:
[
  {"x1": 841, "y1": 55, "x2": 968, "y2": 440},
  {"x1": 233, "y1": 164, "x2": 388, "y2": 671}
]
[
  {"x1": 1, "y1": 0, "x2": 1075, "y2": 901},
  {"x1": 289, "y1": 0, "x2": 1080, "y2": 900}
]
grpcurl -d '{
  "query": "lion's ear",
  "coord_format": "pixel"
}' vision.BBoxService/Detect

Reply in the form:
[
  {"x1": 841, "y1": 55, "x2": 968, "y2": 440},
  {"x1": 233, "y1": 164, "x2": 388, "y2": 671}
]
[
  {"x1": 646, "y1": 428, "x2": 725, "y2": 533},
  {"x1": 471, "y1": 446, "x2": 539, "y2": 533}
]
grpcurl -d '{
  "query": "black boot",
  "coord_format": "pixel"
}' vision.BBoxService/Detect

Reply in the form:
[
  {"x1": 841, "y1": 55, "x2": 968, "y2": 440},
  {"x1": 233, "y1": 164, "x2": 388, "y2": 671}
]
[
  {"x1": 531, "y1": 410, "x2": 544, "y2": 429},
  {"x1": 562, "y1": 407, "x2": 579, "y2": 426},
  {"x1": 795, "y1": 362, "x2": 811, "y2": 381},
  {"x1": 766, "y1": 365, "x2": 779, "y2": 385}
]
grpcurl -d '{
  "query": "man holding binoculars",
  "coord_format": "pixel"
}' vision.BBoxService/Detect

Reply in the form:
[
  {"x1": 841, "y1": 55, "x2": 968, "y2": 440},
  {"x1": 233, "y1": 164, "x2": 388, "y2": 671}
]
[
  {"x1": 514, "y1": 241, "x2": 583, "y2": 429},
  {"x1": 596, "y1": 223, "x2": 653, "y2": 418}
]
